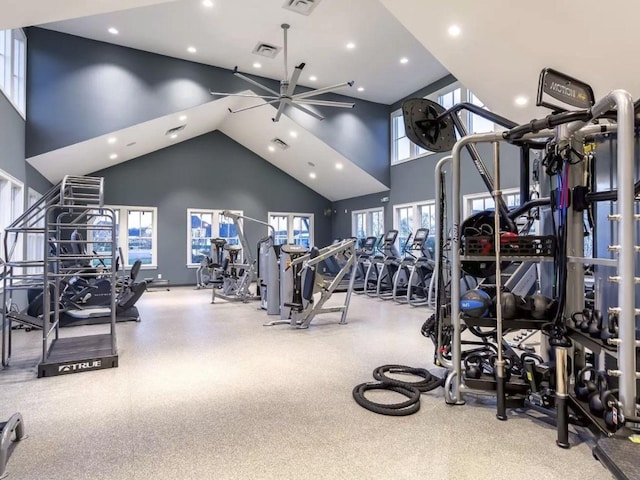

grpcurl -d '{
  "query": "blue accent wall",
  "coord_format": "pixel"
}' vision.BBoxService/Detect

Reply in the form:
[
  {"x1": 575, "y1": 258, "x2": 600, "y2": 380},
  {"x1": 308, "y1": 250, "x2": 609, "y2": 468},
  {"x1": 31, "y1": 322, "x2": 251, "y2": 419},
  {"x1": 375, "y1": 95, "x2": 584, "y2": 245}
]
[{"x1": 91, "y1": 130, "x2": 333, "y2": 285}]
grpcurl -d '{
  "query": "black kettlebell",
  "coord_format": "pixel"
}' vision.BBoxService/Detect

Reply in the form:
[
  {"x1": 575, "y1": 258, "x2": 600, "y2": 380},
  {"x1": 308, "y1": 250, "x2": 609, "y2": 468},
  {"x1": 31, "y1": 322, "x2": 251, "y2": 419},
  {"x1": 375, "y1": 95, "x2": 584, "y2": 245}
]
[
  {"x1": 602, "y1": 312, "x2": 619, "y2": 341},
  {"x1": 530, "y1": 293, "x2": 551, "y2": 320},
  {"x1": 579, "y1": 309, "x2": 593, "y2": 333},
  {"x1": 588, "y1": 310, "x2": 603, "y2": 339},
  {"x1": 500, "y1": 291, "x2": 517, "y2": 319},
  {"x1": 464, "y1": 354, "x2": 484, "y2": 379},
  {"x1": 589, "y1": 373, "x2": 609, "y2": 415},
  {"x1": 574, "y1": 366, "x2": 597, "y2": 401},
  {"x1": 602, "y1": 390, "x2": 624, "y2": 431}
]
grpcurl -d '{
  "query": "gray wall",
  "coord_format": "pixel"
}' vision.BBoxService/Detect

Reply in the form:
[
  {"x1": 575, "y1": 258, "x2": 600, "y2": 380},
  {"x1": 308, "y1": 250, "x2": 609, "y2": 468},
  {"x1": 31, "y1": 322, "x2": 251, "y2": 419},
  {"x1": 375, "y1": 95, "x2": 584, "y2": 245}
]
[
  {"x1": 0, "y1": 92, "x2": 51, "y2": 194},
  {"x1": 91, "y1": 130, "x2": 332, "y2": 286},
  {"x1": 26, "y1": 27, "x2": 391, "y2": 187},
  {"x1": 331, "y1": 191, "x2": 391, "y2": 239}
]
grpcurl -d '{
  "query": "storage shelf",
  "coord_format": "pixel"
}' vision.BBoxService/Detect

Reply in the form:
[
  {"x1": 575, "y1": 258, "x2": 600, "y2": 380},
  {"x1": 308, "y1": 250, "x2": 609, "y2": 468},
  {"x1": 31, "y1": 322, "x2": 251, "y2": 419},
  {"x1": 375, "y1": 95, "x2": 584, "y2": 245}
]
[
  {"x1": 461, "y1": 255, "x2": 555, "y2": 262},
  {"x1": 568, "y1": 393, "x2": 614, "y2": 437},
  {"x1": 461, "y1": 316, "x2": 550, "y2": 331},
  {"x1": 567, "y1": 326, "x2": 618, "y2": 357}
]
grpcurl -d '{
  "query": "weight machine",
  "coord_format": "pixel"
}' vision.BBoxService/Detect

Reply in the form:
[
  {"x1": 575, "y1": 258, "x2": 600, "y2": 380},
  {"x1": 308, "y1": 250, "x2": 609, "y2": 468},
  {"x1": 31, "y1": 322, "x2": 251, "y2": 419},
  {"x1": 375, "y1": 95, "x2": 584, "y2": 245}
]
[
  {"x1": 265, "y1": 239, "x2": 357, "y2": 329},
  {"x1": 211, "y1": 211, "x2": 273, "y2": 304},
  {"x1": 410, "y1": 68, "x2": 639, "y2": 477}
]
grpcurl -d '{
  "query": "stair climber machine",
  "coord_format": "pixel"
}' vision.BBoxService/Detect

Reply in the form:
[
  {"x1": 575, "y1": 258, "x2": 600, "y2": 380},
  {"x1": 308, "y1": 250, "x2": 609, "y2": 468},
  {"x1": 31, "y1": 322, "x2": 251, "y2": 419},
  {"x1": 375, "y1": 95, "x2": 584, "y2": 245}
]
[
  {"x1": 352, "y1": 236, "x2": 379, "y2": 294},
  {"x1": 392, "y1": 228, "x2": 434, "y2": 305},
  {"x1": 363, "y1": 230, "x2": 399, "y2": 297},
  {"x1": 264, "y1": 239, "x2": 357, "y2": 329},
  {"x1": 195, "y1": 238, "x2": 227, "y2": 289}
]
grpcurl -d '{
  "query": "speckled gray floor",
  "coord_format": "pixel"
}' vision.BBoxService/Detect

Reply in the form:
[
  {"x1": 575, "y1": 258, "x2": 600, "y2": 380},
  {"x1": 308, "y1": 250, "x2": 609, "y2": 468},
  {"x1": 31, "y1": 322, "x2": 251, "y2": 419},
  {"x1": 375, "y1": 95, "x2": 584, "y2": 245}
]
[{"x1": 0, "y1": 287, "x2": 611, "y2": 480}]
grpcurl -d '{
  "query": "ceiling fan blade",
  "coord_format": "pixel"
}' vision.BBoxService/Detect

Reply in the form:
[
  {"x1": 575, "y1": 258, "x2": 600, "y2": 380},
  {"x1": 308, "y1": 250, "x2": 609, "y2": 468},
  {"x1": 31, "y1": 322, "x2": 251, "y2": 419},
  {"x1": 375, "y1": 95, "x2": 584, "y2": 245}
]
[
  {"x1": 210, "y1": 90, "x2": 279, "y2": 99},
  {"x1": 232, "y1": 67, "x2": 280, "y2": 96},
  {"x1": 272, "y1": 101, "x2": 287, "y2": 123},
  {"x1": 292, "y1": 81, "x2": 354, "y2": 100},
  {"x1": 228, "y1": 99, "x2": 281, "y2": 114},
  {"x1": 285, "y1": 63, "x2": 305, "y2": 98},
  {"x1": 287, "y1": 101, "x2": 325, "y2": 121},
  {"x1": 295, "y1": 99, "x2": 355, "y2": 108}
]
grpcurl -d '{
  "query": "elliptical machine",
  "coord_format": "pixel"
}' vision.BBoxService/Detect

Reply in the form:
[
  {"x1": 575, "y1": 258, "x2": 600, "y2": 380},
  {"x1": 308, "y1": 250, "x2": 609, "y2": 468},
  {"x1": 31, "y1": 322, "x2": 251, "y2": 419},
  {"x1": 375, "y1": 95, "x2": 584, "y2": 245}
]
[
  {"x1": 363, "y1": 230, "x2": 399, "y2": 297},
  {"x1": 392, "y1": 228, "x2": 433, "y2": 304}
]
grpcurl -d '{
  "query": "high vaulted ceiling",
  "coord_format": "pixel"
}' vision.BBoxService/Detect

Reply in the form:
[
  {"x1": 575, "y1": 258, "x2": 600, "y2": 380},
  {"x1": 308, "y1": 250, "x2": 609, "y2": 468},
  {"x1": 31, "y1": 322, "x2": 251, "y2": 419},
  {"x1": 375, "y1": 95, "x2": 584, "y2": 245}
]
[
  {"x1": 380, "y1": 0, "x2": 640, "y2": 125},
  {"x1": 0, "y1": 0, "x2": 175, "y2": 31},
  {"x1": 41, "y1": 0, "x2": 448, "y2": 105}
]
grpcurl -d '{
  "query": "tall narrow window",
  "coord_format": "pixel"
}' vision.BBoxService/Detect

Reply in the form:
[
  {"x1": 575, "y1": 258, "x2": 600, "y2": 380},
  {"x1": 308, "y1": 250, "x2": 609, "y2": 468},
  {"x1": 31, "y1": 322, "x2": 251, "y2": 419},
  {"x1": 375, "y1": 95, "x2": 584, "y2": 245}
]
[
  {"x1": 396, "y1": 206, "x2": 413, "y2": 251},
  {"x1": 0, "y1": 29, "x2": 26, "y2": 117},
  {"x1": 352, "y1": 207, "x2": 384, "y2": 246}
]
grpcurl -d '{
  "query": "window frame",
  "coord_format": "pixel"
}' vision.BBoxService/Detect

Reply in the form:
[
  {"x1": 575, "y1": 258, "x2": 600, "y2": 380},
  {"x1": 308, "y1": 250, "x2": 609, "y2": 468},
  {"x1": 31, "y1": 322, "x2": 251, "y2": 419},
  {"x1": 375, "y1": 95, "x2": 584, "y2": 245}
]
[
  {"x1": 0, "y1": 168, "x2": 25, "y2": 274},
  {"x1": 463, "y1": 188, "x2": 520, "y2": 219},
  {"x1": 0, "y1": 28, "x2": 26, "y2": 118},
  {"x1": 87, "y1": 205, "x2": 158, "y2": 269},
  {"x1": 268, "y1": 211, "x2": 314, "y2": 247},
  {"x1": 186, "y1": 208, "x2": 243, "y2": 268},
  {"x1": 351, "y1": 207, "x2": 385, "y2": 243},
  {"x1": 392, "y1": 200, "x2": 436, "y2": 251}
]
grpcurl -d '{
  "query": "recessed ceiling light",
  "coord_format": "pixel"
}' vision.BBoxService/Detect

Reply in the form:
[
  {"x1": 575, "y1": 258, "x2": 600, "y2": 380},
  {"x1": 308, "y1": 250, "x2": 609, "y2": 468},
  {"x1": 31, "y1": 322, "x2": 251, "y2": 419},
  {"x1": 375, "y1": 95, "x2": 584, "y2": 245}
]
[
  {"x1": 202, "y1": 0, "x2": 214, "y2": 7},
  {"x1": 346, "y1": 42, "x2": 355, "y2": 49},
  {"x1": 357, "y1": 87, "x2": 364, "y2": 92},
  {"x1": 253, "y1": 62, "x2": 262, "y2": 69},
  {"x1": 108, "y1": 27, "x2": 119, "y2": 35},
  {"x1": 268, "y1": 145, "x2": 276, "y2": 152},
  {"x1": 187, "y1": 46, "x2": 197, "y2": 54},
  {"x1": 179, "y1": 115, "x2": 187, "y2": 121},
  {"x1": 515, "y1": 96, "x2": 528, "y2": 106},
  {"x1": 335, "y1": 163, "x2": 343, "y2": 170},
  {"x1": 400, "y1": 57, "x2": 409, "y2": 64},
  {"x1": 290, "y1": 131, "x2": 298, "y2": 138},
  {"x1": 309, "y1": 75, "x2": 317, "y2": 82},
  {"x1": 107, "y1": 137, "x2": 117, "y2": 144},
  {"x1": 170, "y1": 133, "x2": 178, "y2": 139},
  {"x1": 309, "y1": 172, "x2": 317, "y2": 179},
  {"x1": 109, "y1": 153, "x2": 118, "y2": 160},
  {"x1": 448, "y1": 25, "x2": 461, "y2": 37}
]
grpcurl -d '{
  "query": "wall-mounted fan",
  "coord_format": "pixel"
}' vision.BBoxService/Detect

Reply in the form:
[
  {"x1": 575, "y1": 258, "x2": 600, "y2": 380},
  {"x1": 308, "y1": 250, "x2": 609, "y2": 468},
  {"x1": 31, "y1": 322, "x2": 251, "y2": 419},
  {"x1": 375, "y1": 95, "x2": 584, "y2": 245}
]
[{"x1": 209, "y1": 23, "x2": 355, "y2": 122}]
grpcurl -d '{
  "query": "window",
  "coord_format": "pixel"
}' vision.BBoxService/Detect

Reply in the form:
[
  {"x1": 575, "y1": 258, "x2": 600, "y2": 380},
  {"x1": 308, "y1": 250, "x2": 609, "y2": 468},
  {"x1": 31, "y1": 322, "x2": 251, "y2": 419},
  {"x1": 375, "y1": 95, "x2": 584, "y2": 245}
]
[
  {"x1": 0, "y1": 29, "x2": 26, "y2": 117},
  {"x1": 87, "y1": 206, "x2": 157, "y2": 268},
  {"x1": 390, "y1": 83, "x2": 496, "y2": 165},
  {"x1": 393, "y1": 201, "x2": 436, "y2": 252},
  {"x1": 0, "y1": 169, "x2": 24, "y2": 268},
  {"x1": 352, "y1": 207, "x2": 385, "y2": 246},
  {"x1": 186, "y1": 209, "x2": 242, "y2": 266},
  {"x1": 268, "y1": 212, "x2": 314, "y2": 248},
  {"x1": 26, "y1": 189, "x2": 44, "y2": 274},
  {"x1": 464, "y1": 189, "x2": 520, "y2": 218}
]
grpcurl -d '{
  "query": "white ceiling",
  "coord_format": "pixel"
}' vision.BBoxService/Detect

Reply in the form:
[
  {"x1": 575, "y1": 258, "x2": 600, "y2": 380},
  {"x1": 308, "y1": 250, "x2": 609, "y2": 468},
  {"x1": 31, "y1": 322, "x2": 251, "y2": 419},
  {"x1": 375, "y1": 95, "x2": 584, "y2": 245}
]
[
  {"x1": 380, "y1": 0, "x2": 640, "y2": 125},
  {"x1": 26, "y1": 92, "x2": 387, "y2": 201},
  {"x1": 41, "y1": 0, "x2": 448, "y2": 105},
  {"x1": 0, "y1": 0, "x2": 176, "y2": 31}
]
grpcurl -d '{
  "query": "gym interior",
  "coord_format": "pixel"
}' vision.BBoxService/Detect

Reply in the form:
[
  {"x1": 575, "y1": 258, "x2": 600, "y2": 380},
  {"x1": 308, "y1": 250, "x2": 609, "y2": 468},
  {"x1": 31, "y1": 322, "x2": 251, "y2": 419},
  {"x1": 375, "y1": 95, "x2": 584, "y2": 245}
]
[{"x1": 1, "y1": 1, "x2": 639, "y2": 479}]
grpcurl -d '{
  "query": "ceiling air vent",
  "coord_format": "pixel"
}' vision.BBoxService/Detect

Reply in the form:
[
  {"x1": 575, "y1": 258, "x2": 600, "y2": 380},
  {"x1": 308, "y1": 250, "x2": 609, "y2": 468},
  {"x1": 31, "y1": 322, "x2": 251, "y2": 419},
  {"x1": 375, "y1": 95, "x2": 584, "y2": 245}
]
[
  {"x1": 165, "y1": 124, "x2": 186, "y2": 137},
  {"x1": 271, "y1": 138, "x2": 290, "y2": 150},
  {"x1": 282, "y1": 0, "x2": 322, "y2": 15},
  {"x1": 252, "y1": 42, "x2": 281, "y2": 59}
]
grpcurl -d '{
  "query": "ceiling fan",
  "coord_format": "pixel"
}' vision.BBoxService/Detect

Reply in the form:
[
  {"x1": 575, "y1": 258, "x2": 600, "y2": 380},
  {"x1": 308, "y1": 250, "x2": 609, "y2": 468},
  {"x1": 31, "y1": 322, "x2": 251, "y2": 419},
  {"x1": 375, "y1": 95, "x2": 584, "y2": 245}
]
[{"x1": 209, "y1": 23, "x2": 355, "y2": 122}]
